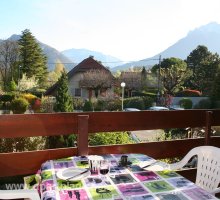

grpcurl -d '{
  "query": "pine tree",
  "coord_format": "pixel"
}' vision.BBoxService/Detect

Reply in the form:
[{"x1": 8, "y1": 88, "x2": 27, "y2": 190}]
[
  {"x1": 19, "y1": 29, "x2": 48, "y2": 86},
  {"x1": 54, "y1": 71, "x2": 73, "y2": 112},
  {"x1": 48, "y1": 71, "x2": 74, "y2": 149}
]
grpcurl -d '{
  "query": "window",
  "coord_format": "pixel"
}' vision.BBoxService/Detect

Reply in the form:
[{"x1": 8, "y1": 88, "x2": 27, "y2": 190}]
[{"x1": 75, "y1": 88, "x2": 81, "y2": 97}]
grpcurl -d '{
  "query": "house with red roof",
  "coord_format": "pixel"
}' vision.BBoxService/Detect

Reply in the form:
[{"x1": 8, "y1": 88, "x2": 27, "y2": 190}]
[{"x1": 45, "y1": 56, "x2": 115, "y2": 99}]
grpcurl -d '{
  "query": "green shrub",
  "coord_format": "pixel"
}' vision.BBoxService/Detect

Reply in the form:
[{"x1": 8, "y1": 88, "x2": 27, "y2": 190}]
[
  {"x1": 83, "y1": 100, "x2": 93, "y2": 112},
  {"x1": 106, "y1": 99, "x2": 121, "y2": 111},
  {"x1": 125, "y1": 97, "x2": 145, "y2": 110},
  {"x1": 11, "y1": 97, "x2": 29, "y2": 114},
  {"x1": 179, "y1": 98, "x2": 193, "y2": 109},
  {"x1": 95, "y1": 100, "x2": 107, "y2": 111},
  {"x1": 21, "y1": 93, "x2": 37, "y2": 105},
  {"x1": 194, "y1": 99, "x2": 212, "y2": 109},
  {"x1": 73, "y1": 97, "x2": 84, "y2": 110},
  {"x1": 89, "y1": 132, "x2": 133, "y2": 146},
  {"x1": 0, "y1": 93, "x2": 15, "y2": 102},
  {"x1": 142, "y1": 96, "x2": 154, "y2": 109}
]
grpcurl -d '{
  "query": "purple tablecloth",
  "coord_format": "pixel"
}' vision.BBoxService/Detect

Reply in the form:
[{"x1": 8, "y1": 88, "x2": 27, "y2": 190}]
[{"x1": 25, "y1": 153, "x2": 218, "y2": 200}]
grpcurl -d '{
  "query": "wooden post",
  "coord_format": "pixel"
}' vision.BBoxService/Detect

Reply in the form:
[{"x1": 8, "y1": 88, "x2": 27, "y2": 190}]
[
  {"x1": 205, "y1": 111, "x2": 212, "y2": 145},
  {"x1": 77, "y1": 115, "x2": 89, "y2": 156}
]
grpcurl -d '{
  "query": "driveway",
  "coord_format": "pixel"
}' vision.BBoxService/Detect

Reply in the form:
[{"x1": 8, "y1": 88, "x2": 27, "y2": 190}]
[{"x1": 130, "y1": 130, "x2": 164, "y2": 142}]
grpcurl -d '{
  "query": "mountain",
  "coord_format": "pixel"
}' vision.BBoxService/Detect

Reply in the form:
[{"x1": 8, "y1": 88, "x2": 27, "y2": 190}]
[
  {"x1": 112, "y1": 22, "x2": 220, "y2": 71},
  {"x1": 8, "y1": 34, "x2": 75, "y2": 71},
  {"x1": 62, "y1": 48, "x2": 122, "y2": 68}
]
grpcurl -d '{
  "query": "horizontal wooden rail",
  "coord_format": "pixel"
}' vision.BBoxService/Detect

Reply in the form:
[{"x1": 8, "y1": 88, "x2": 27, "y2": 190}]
[
  {"x1": 1, "y1": 137, "x2": 220, "y2": 177},
  {"x1": 0, "y1": 110, "x2": 220, "y2": 138},
  {"x1": 0, "y1": 110, "x2": 220, "y2": 177}
]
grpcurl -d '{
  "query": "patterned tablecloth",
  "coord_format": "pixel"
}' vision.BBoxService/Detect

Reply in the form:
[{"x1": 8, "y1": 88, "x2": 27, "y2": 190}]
[{"x1": 24, "y1": 154, "x2": 218, "y2": 200}]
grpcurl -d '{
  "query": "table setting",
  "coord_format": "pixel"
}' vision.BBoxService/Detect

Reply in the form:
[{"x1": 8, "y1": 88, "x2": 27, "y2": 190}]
[{"x1": 24, "y1": 153, "x2": 218, "y2": 200}]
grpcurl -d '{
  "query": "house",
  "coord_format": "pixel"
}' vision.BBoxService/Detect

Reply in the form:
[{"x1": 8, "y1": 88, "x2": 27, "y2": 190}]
[{"x1": 45, "y1": 56, "x2": 115, "y2": 99}]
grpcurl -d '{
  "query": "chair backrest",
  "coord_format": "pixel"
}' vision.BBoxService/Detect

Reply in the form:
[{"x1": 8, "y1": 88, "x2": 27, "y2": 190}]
[
  {"x1": 170, "y1": 146, "x2": 220, "y2": 193},
  {"x1": 195, "y1": 146, "x2": 220, "y2": 193}
]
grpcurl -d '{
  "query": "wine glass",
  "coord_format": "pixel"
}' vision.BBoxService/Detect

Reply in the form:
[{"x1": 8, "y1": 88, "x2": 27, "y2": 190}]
[{"x1": 99, "y1": 160, "x2": 110, "y2": 176}]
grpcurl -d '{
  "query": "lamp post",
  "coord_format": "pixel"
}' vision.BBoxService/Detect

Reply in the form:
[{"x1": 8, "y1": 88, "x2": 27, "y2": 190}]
[{"x1": 121, "y1": 82, "x2": 126, "y2": 111}]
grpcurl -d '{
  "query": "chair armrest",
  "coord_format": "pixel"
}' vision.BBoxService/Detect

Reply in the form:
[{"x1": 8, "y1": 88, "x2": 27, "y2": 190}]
[{"x1": 212, "y1": 187, "x2": 220, "y2": 195}]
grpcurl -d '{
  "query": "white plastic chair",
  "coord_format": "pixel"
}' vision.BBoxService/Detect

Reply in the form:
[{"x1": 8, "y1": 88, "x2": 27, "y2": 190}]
[
  {"x1": 168, "y1": 146, "x2": 220, "y2": 195},
  {"x1": 0, "y1": 189, "x2": 40, "y2": 200}
]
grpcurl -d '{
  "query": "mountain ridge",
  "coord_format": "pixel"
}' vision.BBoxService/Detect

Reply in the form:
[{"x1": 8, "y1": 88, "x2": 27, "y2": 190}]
[
  {"x1": 62, "y1": 48, "x2": 122, "y2": 68},
  {"x1": 111, "y1": 22, "x2": 220, "y2": 71}
]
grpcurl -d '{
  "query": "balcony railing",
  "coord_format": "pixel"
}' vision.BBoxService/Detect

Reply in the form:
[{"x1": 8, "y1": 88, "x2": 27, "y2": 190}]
[{"x1": 0, "y1": 109, "x2": 220, "y2": 182}]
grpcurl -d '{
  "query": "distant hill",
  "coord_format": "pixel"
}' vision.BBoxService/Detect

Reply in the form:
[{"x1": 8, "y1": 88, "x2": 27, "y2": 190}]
[
  {"x1": 62, "y1": 48, "x2": 122, "y2": 68},
  {"x1": 8, "y1": 34, "x2": 75, "y2": 71},
  {"x1": 112, "y1": 22, "x2": 220, "y2": 71}
]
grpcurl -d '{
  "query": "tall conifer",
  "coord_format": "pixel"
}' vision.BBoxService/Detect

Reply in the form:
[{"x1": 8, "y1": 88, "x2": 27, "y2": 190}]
[
  {"x1": 19, "y1": 29, "x2": 48, "y2": 85},
  {"x1": 54, "y1": 71, "x2": 73, "y2": 112}
]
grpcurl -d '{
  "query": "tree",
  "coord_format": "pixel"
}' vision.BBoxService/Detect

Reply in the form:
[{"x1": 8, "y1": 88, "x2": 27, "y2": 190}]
[
  {"x1": 0, "y1": 40, "x2": 20, "y2": 90},
  {"x1": 153, "y1": 58, "x2": 191, "y2": 95},
  {"x1": 48, "y1": 71, "x2": 74, "y2": 149},
  {"x1": 119, "y1": 71, "x2": 142, "y2": 97},
  {"x1": 186, "y1": 45, "x2": 220, "y2": 95},
  {"x1": 54, "y1": 71, "x2": 73, "y2": 112},
  {"x1": 18, "y1": 73, "x2": 38, "y2": 92},
  {"x1": 211, "y1": 69, "x2": 220, "y2": 104},
  {"x1": 47, "y1": 60, "x2": 65, "y2": 87},
  {"x1": 79, "y1": 69, "x2": 113, "y2": 98},
  {"x1": 19, "y1": 29, "x2": 48, "y2": 86},
  {"x1": 141, "y1": 67, "x2": 147, "y2": 90}
]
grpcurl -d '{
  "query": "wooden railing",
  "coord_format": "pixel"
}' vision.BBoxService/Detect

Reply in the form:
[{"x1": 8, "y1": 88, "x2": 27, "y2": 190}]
[{"x1": 0, "y1": 109, "x2": 220, "y2": 179}]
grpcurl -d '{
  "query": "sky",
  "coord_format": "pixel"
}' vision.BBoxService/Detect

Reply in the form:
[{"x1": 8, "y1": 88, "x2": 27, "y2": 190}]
[{"x1": 1, "y1": 0, "x2": 220, "y2": 61}]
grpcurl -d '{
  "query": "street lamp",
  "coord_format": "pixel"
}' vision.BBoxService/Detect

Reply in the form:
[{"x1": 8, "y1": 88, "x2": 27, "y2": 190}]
[{"x1": 121, "y1": 82, "x2": 126, "y2": 111}]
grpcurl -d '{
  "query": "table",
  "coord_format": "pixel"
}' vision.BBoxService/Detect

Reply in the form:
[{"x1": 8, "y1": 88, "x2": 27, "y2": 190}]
[{"x1": 24, "y1": 154, "x2": 218, "y2": 200}]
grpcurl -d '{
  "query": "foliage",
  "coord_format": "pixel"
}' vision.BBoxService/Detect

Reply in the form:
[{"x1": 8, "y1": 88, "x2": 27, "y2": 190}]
[
  {"x1": 125, "y1": 97, "x2": 145, "y2": 110},
  {"x1": 159, "y1": 58, "x2": 192, "y2": 95},
  {"x1": 40, "y1": 96, "x2": 55, "y2": 113},
  {"x1": 0, "y1": 40, "x2": 20, "y2": 90},
  {"x1": 48, "y1": 71, "x2": 73, "y2": 149},
  {"x1": 54, "y1": 71, "x2": 73, "y2": 112},
  {"x1": 211, "y1": 69, "x2": 220, "y2": 102},
  {"x1": 175, "y1": 89, "x2": 202, "y2": 97},
  {"x1": 8, "y1": 80, "x2": 17, "y2": 91},
  {"x1": 83, "y1": 100, "x2": 93, "y2": 112},
  {"x1": 119, "y1": 71, "x2": 142, "y2": 97},
  {"x1": 141, "y1": 67, "x2": 147, "y2": 90},
  {"x1": 186, "y1": 45, "x2": 220, "y2": 95},
  {"x1": 18, "y1": 73, "x2": 38, "y2": 92},
  {"x1": 89, "y1": 132, "x2": 133, "y2": 146},
  {"x1": 11, "y1": 97, "x2": 29, "y2": 114},
  {"x1": 0, "y1": 137, "x2": 46, "y2": 153},
  {"x1": 0, "y1": 93, "x2": 15, "y2": 102},
  {"x1": 142, "y1": 96, "x2": 154, "y2": 108},
  {"x1": 179, "y1": 98, "x2": 193, "y2": 109},
  {"x1": 21, "y1": 93, "x2": 37, "y2": 104},
  {"x1": 73, "y1": 97, "x2": 84, "y2": 110},
  {"x1": 79, "y1": 69, "x2": 113, "y2": 98},
  {"x1": 32, "y1": 98, "x2": 41, "y2": 112},
  {"x1": 95, "y1": 99, "x2": 108, "y2": 111},
  {"x1": 106, "y1": 99, "x2": 121, "y2": 111},
  {"x1": 193, "y1": 99, "x2": 212, "y2": 109},
  {"x1": 19, "y1": 29, "x2": 48, "y2": 86}
]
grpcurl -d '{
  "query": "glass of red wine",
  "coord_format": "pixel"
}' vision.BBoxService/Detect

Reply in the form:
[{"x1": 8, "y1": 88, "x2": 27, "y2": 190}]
[{"x1": 99, "y1": 160, "x2": 110, "y2": 176}]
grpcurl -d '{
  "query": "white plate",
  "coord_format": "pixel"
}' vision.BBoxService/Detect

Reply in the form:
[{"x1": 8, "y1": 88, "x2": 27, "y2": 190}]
[{"x1": 56, "y1": 167, "x2": 90, "y2": 181}]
